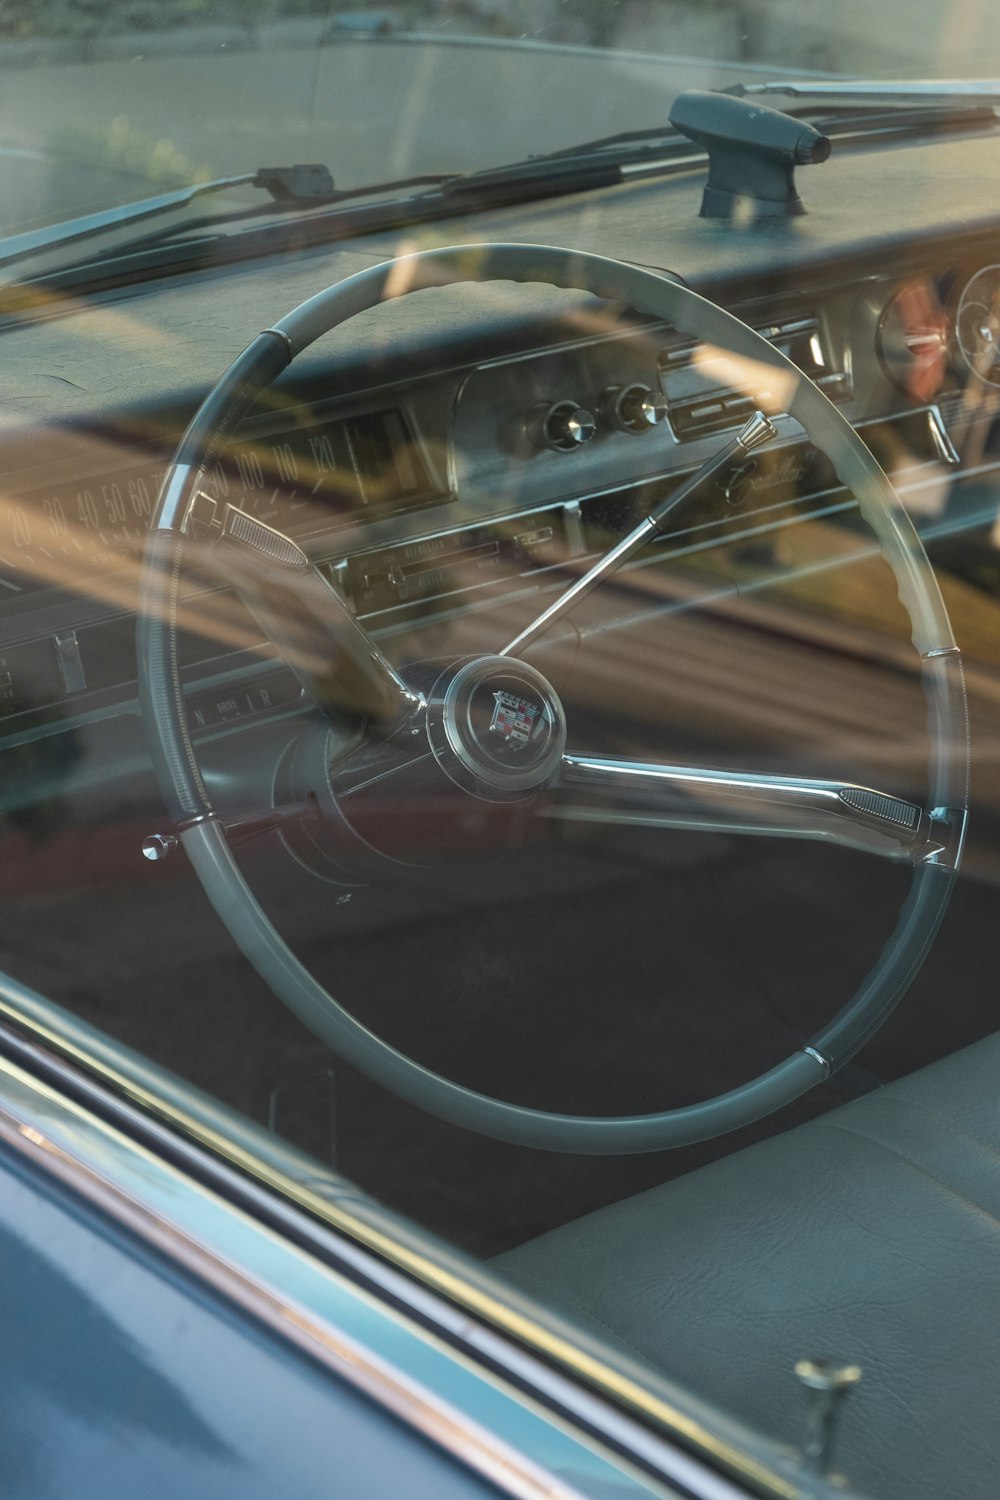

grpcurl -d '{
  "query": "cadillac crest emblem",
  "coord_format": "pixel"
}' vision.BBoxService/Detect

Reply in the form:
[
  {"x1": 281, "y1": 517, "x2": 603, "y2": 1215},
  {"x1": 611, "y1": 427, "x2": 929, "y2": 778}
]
[{"x1": 489, "y1": 689, "x2": 541, "y2": 747}]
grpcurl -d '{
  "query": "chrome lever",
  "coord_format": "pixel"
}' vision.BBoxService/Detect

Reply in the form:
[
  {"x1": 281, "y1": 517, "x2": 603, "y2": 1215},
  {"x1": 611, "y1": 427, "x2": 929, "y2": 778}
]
[{"x1": 500, "y1": 411, "x2": 776, "y2": 658}]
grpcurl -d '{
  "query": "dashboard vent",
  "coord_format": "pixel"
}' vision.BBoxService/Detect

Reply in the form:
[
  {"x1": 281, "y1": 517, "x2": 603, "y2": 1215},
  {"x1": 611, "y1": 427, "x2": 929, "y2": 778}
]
[{"x1": 658, "y1": 315, "x2": 850, "y2": 442}]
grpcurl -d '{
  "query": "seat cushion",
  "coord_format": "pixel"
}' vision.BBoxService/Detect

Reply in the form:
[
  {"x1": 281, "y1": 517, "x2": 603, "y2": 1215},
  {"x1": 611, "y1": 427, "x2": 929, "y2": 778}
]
[{"x1": 494, "y1": 1034, "x2": 1000, "y2": 1499}]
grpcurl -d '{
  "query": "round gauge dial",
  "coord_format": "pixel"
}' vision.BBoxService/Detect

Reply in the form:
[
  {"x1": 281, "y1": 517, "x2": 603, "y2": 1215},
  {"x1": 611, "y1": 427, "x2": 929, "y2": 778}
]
[
  {"x1": 877, "y1": 279, "x2": 948, "y2": 400},
  {"x1": 956, "y1": 265, "x2": 1000, "y2": 386}
]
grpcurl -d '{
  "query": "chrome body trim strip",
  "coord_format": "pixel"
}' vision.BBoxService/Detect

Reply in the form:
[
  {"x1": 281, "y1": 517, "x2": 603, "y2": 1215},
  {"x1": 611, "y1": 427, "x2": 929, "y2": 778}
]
[
  {"x1": 0, "y1": 982, "x2": 833, "y2": 1500},
  {"x1": 741, "y1": 78, "x2": 1000, "y2": 103},
  {"x1": 0, "y1": 1050, "x2": 728, "y2": 1500}
]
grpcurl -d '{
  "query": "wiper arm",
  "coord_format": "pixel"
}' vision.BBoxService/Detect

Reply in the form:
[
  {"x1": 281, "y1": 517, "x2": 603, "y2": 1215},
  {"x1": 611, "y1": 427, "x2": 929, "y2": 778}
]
[
  {"x1": 464, "y1": 124, "x2": 692, "y2": 170},
  {"x1": 736, "y1": 78, "x2": 1000, "y2": 106},
  {"x1": 104, "y1": 171, "x2": 454, "y2": 259},
  {"x1": 129, "y1": 133, "x2": 692, "y2": 237},
  {"x1": 0, "y1": 163, "x2": 336, "y2": 271}
]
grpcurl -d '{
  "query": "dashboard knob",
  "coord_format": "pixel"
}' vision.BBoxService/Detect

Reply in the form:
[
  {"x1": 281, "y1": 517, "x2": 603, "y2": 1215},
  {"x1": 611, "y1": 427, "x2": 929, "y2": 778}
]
[
  {"x1": 534, "y1": 400, "x2": 598, "y2": 452},
  {"x1": 602, "y1": 383, "x2": 669, "y2": 434}
]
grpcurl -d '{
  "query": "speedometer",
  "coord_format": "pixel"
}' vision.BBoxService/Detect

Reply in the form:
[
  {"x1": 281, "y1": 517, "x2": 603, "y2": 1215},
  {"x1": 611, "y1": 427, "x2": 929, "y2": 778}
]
[
  {"x1": 206, "y1": 407, "x2": 438, "y2": 536},
  {"x1": 956, "y1": 265, "x2": 1000, "y2": 386},
  {"x1": 0, "y1": 425, "x2": 170, "y2": 599},
  {"x1": 877, "y1": 278, "x2": 948, "y2": 400},
  {"x1": 0, "y1": 405, "x2": 439, "y2": 598}
]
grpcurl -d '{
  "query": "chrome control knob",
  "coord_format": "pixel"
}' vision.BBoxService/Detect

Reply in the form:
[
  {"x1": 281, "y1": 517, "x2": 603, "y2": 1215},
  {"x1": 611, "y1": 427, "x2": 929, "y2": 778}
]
[
  {"x1": 142, "y1": 832, "x2": 178, "y2": 861},
  {"x1": 602, "y1": 383, "x2": 668, "y2": 434},
  {"x1": 535, "y1": 400, "x2": 597, "y2": 452}
]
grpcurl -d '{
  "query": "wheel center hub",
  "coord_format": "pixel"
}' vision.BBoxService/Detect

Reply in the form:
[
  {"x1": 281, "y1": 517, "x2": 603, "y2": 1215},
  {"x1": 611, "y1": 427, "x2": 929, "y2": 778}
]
[{"x1": 429, "y1": 655, "x2": 567, "y2": 796}]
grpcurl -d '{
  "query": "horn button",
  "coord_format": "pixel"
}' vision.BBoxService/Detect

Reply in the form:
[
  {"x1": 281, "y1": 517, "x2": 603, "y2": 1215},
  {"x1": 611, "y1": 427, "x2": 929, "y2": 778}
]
[{"x1": 428, "y1": 656, "x2": 567, "y2": 797}]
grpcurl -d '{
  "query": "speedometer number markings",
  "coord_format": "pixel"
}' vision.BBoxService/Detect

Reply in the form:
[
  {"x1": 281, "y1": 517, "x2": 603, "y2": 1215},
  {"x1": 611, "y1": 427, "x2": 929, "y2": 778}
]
[{"x1": 0, "y1": 406, "x2": 433, "y2": 595}]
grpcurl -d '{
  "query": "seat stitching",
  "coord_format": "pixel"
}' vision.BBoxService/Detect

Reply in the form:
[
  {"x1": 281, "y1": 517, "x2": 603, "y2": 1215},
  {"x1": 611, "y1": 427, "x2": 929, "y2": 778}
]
[{"x1": 816, "y1": 1119, "x2": 1000, "y2": 1231}]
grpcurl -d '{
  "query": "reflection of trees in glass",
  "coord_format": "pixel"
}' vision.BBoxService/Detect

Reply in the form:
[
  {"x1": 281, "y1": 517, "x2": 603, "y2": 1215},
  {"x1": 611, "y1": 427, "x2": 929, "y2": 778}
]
[
  {"x1": 0, "y1": 0, "x2": 744, "y2": 59},
  {"x1": 48, "y1": 113, "x2": 212, "y2": 190},
  {"x1": 0, "y1": 0, "x2": 960, "y2": 76}
]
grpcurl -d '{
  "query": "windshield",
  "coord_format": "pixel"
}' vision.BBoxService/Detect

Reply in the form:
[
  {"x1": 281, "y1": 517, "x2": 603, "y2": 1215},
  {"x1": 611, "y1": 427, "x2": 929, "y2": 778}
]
[
  {"x1": 7, "y1": 7, "x2": 1000, "y2": 1500},
  {"x1": 3, "y1": 1, "x2": 999, "y2": 242}
]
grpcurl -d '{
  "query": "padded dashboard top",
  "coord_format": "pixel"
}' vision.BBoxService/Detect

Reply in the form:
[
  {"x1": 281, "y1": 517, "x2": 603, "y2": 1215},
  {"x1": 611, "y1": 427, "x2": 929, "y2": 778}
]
[{"x1": 2, "y1": 127, "x2": 1000, "y2": 426}]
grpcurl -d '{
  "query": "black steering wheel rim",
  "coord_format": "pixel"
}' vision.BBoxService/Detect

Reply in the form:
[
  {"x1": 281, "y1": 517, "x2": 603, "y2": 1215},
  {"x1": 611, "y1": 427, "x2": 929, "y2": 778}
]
[{"x1": 138, "y1": 242, "x2": 969, "y2": 1154}]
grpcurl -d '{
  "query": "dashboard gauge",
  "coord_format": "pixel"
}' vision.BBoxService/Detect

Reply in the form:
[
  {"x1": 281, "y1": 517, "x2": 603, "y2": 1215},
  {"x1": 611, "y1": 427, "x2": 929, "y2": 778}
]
[
  {"x1": 0, "y1": 406, "x2": 439, "y2": 598},
  {"x1": 0, "y1": 452, "x2": 169, "y2": 598},
  {"x1": 0, "y1": 453, "x2": 289, "y2": 600},
  {"x1": 956, "y1": 265, "x2": 1000, "y2": 386},
  {"x1": 877, "y1": 279, "x2": 948, "y2": 400},
  {"x1": 208, "y1": 408, "x2": 435, "y2": 536}
]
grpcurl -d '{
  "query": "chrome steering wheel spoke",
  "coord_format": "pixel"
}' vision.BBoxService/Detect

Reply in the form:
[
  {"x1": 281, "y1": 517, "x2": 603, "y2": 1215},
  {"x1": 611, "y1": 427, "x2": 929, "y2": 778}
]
[
  {"x1": 194, "y1": 494, "x2": 421, "y2": 730},
  {"x1": 500, "y1": 410, "x2": 775, "y2": 659},
  {"x1": 549, "y1": 752, "x2": 937, "y2": 863}
]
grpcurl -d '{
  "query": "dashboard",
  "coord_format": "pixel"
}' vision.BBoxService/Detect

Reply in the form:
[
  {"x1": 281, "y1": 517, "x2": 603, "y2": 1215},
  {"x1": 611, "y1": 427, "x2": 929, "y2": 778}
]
[{"x1": 0, "y1": 257, "x2": 989, "y2": 741}]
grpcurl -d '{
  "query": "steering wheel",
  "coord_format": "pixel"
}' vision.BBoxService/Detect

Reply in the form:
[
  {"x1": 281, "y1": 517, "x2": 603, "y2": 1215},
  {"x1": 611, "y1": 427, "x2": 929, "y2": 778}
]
[{"x1": 138, "y1": 243, "x2": 968, "y2": 1154}]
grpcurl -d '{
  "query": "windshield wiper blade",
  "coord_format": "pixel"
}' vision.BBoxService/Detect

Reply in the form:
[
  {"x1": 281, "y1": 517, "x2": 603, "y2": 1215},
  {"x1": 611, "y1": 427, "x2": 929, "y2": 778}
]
[
  {"x1": 10, "y1": 129, "x2": 707, "y2": 289},
  {"x1": 139, "y1": 136, "x2": 690, "y2": 232},
  {"x1": 736, "y1": 78, "x2": 1000, "y2": 106},
  {"x1": 73, "y1": 146, "x2": 693, "y2": 271},
  {"x1": 0, "y1": 163, "x2": 336, "y2": 271},
  {"x1": 104, "y1": 171, "x2": 455, "y2": 259}
]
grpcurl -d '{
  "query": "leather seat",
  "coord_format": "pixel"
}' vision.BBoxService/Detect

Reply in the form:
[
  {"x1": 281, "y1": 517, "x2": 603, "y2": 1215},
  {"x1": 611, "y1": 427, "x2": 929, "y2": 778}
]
[{"x1": 494, "y1": 1034, "x2": 1000, "y2": 1499}]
